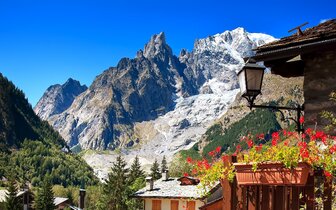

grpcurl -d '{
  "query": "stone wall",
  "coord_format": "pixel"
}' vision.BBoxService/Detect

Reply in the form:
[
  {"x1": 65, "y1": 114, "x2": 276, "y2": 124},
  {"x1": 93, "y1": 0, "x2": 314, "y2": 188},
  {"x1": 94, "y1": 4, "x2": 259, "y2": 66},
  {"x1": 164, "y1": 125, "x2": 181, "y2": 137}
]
[{"x1": 303, "y1": 50, "x2": 336, "y2": 134}]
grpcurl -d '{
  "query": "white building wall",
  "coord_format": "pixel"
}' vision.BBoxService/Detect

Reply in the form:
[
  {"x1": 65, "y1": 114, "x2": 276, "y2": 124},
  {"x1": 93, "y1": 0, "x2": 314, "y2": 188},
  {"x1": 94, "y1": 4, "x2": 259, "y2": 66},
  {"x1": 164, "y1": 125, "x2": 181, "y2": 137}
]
[{"x1": 143, "y1": 198, "x2": 204, "y2": 210}]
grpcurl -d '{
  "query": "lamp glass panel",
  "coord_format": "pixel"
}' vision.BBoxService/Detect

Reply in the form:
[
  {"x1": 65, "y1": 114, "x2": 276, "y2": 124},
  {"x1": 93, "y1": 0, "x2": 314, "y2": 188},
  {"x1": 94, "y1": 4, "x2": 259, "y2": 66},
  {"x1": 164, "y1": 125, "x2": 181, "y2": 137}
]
[
  {"x1": 237, "y1": 70, "x2": 247, "y2": 95},
  {"x1": 246, "y1": 68, "x2": 264, "y2": 92}
]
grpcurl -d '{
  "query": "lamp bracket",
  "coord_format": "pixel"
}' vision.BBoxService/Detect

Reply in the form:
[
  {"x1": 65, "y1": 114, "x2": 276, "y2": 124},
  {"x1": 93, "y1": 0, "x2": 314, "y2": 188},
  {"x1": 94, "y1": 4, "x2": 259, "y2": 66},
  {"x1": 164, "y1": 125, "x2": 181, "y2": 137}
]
[{"x1": 248, "y1": 103, "x2": 304, "y2": 133}]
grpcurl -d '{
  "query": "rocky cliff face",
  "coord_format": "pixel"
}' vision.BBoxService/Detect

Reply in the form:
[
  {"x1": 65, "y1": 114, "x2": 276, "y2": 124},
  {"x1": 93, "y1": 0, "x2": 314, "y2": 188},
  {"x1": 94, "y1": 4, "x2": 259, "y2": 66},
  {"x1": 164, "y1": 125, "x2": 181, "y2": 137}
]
[
  {"x1": 34, "y1": 78, "x2": 87, "y2": 120},
  {"x1": 36, "y1": 28, "x2": 276, "y2": 178},
  {"x1": 45, "y1": 32, "x2": 202, "y2": 149}
]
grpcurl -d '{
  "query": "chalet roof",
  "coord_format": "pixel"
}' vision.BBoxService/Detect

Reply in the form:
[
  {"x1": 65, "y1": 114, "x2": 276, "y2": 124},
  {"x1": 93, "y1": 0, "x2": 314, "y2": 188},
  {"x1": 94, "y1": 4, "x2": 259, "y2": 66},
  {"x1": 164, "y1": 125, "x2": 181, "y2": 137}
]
[
  {"x1": 133, "y1": 177, "x2": 215, "y2": 199},
  {"x1": 256, "y1": 19, "x2": 336, "y2": 52},
  {"x1": 0, "y1": 190, "x2": 25, "y2": 203},
  {"x1": 54, "y1": 197, "x2": 69, "y2": 206}
]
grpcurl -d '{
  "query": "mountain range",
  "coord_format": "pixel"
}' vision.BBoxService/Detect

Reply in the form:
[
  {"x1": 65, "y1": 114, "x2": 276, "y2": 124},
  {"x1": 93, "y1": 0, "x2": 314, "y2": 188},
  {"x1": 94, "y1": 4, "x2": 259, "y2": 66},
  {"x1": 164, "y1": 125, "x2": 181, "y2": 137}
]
[{"x1": 34, "y1": 28, "x2": 277, "y2": 178}]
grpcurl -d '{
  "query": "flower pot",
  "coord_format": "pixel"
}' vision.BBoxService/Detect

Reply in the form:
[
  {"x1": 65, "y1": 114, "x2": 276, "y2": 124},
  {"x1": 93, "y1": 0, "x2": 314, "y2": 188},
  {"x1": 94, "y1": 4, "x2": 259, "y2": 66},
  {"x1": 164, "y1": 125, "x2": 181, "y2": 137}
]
[{"x1": 233, "y1": 162, "x2": 311, "y2": 186}]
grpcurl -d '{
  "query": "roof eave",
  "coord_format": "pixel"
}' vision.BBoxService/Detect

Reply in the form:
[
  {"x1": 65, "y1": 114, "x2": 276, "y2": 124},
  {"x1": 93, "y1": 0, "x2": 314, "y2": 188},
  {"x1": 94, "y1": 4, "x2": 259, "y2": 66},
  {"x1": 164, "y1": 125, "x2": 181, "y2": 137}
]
[{"x1": 252, "y1": 37, "x2": 336, "y2": 62}]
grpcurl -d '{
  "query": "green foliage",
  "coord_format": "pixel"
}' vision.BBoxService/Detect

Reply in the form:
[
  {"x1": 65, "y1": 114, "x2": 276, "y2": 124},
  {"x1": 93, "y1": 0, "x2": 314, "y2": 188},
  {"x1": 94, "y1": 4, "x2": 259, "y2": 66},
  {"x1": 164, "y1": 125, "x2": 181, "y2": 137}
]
[
  {"x1": 202, "y1": 108, "x2": 281, "y2": 157},
  {"x1": 0, "y1": 73, "x2": 66, "y2": 150},
  {"x1": 35, "y1": 176, "x2": 56, "y2": 210},
  {"x1": 1, "y1": 140, "x2": 98, "y2": 187},
  {"x1": 4, "y1": 177, "x2": 22, "y2": 210},
  {"x1": 101, "y1": 156, "x2": 129, "y2": 210},
  {"x1": 179, "y1": 142, "x2": 201, "y2": 160},
  {"x1": 169, "y1": 154, "x2": 193, "y2": 177},
  {"x1": 129, "y1": 156, "x2": 145, "y2": 183},
  {"x1": 321, "y1": 91, "x2": 336, "y2": 131},
  {"x1": 161, "y1": 155, "x2": 168, "y2": 172},
  {"x1": 150, "y1": 159, "x2": 161, "y2": 180},
  {"x1": 0, "y1": 73, "x2": 98, "y2": 187},
  {"x1": 180, "y1": 108, "x2": 281, "y2": 162}
]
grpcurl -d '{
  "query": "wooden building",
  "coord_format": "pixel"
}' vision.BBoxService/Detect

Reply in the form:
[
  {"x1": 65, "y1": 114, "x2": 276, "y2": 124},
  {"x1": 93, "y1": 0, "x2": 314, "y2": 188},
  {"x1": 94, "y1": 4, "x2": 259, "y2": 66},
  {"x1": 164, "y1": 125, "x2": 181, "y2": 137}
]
[
  {"x1": 133, "y1": 172, "x2": 222, "y2": 210},
  {"x1": 252, "y1": 19, "x2": 336, "y2": 133}
]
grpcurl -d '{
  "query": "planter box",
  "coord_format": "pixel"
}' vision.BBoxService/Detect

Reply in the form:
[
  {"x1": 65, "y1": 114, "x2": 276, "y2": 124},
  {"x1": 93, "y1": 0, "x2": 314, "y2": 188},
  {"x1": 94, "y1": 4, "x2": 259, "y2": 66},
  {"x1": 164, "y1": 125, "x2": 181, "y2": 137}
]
[{"x1": 234, "y1": 162, "x2": 311, "y2": 186}]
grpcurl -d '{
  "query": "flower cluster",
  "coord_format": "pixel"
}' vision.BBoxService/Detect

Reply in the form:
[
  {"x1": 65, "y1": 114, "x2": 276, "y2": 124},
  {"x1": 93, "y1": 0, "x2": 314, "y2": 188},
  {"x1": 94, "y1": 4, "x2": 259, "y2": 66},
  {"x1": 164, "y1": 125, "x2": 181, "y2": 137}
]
[
  {"x1": 186, "y1": 119, "x2": 336, "y2": 193},
  {"x1": 239, "y1": 127, "x2": 336, "y2": 177},
  {"x1": 185, "y1": 146, "x2": 235, "y2": 194}
]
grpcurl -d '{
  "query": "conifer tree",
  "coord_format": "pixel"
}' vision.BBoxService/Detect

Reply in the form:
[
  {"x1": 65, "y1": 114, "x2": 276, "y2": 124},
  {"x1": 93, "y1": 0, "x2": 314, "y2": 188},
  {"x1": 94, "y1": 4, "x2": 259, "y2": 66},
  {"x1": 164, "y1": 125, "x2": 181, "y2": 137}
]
[
  {"x1": 129, "y1": 155, "x2": 145, "y2": 183},
  {"x1": 127, "y1": 156, "x2": 145, "y2": 210},
  {"x1": 103, "y1": 155, "x2": 129, "y2": 210},
  {"x1": 35, "y1": 176, "x2": 56, "y2": 210},
  {"x1": 150, "y1": 159, "x2": 161, "y2": 180},
  {"x1": 161, "y1": 155, "x2": 168, "y2": 172},
  {"x1": 5, "y1": 177, "x2": 22, "y2": 210}
]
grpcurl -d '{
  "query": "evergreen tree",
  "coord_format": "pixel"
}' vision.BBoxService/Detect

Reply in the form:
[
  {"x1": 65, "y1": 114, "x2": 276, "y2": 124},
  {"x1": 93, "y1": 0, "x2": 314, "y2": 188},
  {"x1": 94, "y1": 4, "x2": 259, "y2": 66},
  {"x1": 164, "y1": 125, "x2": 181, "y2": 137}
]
[
  {"x1": 103, "y1": 155, "x2": 129, "y2": 210},
  {"x1": 129, "y1": 156, "x2": 145, "y2": 183},
  {"x1": 127, "y1": 156, "x2": 145, "y2": 210},
  {"x1": 35, "y1": 176, "x2": 56, "y2": 210},
  {"x1": 5, "y1": 177, "x2": 22, "y2": 210},
  {"x1": 150, "y1": 159, "x2": 161, "y2": 180},
  {"x1": 161, "y1": 155, "x2": 168, "y2": 172}
]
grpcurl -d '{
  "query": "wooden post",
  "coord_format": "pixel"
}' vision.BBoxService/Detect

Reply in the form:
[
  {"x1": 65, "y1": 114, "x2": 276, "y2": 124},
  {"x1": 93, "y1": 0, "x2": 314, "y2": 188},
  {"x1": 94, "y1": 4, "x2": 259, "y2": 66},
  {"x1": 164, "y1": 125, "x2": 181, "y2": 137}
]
[
  {"x1": 261, "y1": 186, "x2": 270, "y2": 210},
  {"x1": 274, "y1": 186, "x2": 285, "y2": 210},
  {"x1": 291, "y1": 187, "x2": 300, "y2": 210},
  {"x1": 247, "y1": 186, "x2": 259, "y2": 210},
  {"x1": 323, "y1": 177, "x2": 332, "y2": 210},
  {"x1": 304, "y1": 174, "x2": 315, "y2": 210},
  {"x1": 222, "y1": 155, "x2": 240, "y2": 210}
]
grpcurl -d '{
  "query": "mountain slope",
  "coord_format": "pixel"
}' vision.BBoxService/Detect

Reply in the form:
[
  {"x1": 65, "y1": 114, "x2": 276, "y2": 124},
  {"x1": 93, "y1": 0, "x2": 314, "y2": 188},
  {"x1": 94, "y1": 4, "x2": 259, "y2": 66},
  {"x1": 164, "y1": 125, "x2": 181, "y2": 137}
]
[
  {"x1": 45, "y1": 32, "x2": 200, "y2": 150},
  {"x1": 34, "y1": 78, "x2": 87, "y2": 120},
  {"x1": 0, "y1": 73, "x2": 97, "y2": 186}
]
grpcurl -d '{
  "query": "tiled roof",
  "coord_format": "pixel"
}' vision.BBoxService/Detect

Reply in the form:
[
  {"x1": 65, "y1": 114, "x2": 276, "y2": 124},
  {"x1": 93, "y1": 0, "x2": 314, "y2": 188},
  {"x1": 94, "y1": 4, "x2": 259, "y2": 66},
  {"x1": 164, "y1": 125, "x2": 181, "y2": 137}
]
[
  {"x1": 0, "y1": 190, "x2": 25, "y2": 202},
  {"x1": 54, "y1": 197, "x2": 69, "y2": 206},
  {"x1": 256, "y1": 19, "x2": 336, "y2": 52},
  {"x1": 133, "y1": 178, "x2": 206, "y2": 199}
]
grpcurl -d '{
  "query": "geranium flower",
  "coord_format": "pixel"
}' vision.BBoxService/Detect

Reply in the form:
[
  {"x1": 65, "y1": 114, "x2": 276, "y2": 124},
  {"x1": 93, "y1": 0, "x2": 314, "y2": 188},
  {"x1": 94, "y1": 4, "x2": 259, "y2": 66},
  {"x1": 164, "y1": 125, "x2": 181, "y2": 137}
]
[{"x1": 186, "y1": 157, "x2": 192, "y2": 163}]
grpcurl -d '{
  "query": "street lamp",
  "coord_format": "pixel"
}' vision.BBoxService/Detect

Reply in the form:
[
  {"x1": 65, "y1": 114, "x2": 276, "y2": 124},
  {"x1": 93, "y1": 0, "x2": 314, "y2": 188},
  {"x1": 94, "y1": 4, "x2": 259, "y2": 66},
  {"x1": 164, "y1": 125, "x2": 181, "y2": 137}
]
[{"x1": 237, "y1": 58, "x2": 304, "y2": 133}]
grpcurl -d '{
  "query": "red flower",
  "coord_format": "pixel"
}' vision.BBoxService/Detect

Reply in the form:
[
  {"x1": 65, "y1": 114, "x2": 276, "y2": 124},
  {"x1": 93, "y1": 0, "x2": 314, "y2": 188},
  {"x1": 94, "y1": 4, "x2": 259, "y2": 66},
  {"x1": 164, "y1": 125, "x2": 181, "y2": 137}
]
[
  {"x1": 221, "y1": 155, "x2": 229, "y2": 162},
  {"x1": 257, "y1": 133, "x2": 265, "y2": 140},
  {"x1": 255, "y1": 144, "x2": 263, "y2": 152},
  {"x1": 186, "y1": 157, "x2": 192, "y2": 163},
  {"x1": 247, "y1": 139, "x2": 253, "y2": 148},
  {"x1": 208, "y1": 151, "x2": 215, "y2": 157},
  {"x1": 330, "y1": 145, "x2": 336, "y2": 154},
  {"x1": 283, "y1": 130, "x2": 287, "y2": 136},
  {"x1": 298, "y1": 141, "x2": 307, "y2": 148},
  {"x1": 215, "y1": 146, "x2": 221, "y2": 153},
  {"x1": 299, "y1": 116, "x2": 304, "y2": 124},
  {"x1": 300, "y1": 149, "x2": 309, "y2": 159},
  {"x1": 315, "y1": 131, "x2": 325, "y2": 139},
  {"x1": 284, "y1": 140, "x2": 289, "y2": 146},
  {"x1": 183, "y1": 172, "x2": 189, "y2": 177},
  {"x1": 271, "y1": 139, "x2": 277, "y2": 146},
  {"x1": 324, "y1": 170, "x2": 332, "y2": 177},
  {"x1": 305, "y1": 128, "x2": 312, "y2": 135},
  {"x1": 272, "y1": 132, "x2": 280, "y2": 141}
]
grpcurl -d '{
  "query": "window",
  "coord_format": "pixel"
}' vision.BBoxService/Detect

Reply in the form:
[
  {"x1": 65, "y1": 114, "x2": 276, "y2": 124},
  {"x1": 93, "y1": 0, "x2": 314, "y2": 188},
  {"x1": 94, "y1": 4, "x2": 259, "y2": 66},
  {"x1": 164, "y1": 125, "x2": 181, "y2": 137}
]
[
  {"x1": 171, "y1": 200, "x2": 179, "y2": 210},
  {"x1": 152, "y1": 200, "x2": 161, "y2": 210},
  {"x1": 187, "y1": 201, "x2": 196, "y2": 210}
]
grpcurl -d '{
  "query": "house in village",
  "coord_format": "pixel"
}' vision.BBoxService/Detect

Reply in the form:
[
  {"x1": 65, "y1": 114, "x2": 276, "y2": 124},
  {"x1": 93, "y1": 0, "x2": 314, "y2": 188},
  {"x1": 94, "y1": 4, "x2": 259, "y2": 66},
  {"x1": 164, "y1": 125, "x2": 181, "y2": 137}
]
[
  {"x1": 0, "y1": 189, "x2": 27, "y2": 209},
  {"x1": 133, "y1": 171, "x2": 222, "y2": 210},
  {"x1": 252, "y1": 19, "x2": 336, "y2": 133},
  {"x1": 54, "y1": 197, "x2": 70, "y2": 210}
]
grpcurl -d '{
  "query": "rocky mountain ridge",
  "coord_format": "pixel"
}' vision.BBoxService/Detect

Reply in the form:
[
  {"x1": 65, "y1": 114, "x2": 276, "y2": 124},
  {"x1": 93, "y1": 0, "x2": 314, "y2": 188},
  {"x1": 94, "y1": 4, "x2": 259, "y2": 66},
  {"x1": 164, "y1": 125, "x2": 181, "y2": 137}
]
[
  {"x1": 34, "y1": 78, "x2": 87, "y2": 120},
  {"x1": 35, "y1": 28, "x2": 276, "y2": 179}
]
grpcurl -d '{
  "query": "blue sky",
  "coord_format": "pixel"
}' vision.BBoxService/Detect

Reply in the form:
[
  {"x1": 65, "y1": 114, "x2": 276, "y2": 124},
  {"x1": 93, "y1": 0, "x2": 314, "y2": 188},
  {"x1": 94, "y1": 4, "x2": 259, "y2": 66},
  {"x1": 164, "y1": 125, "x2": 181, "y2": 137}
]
[{"x1": 0, "y1": 0, "x2": 335, "y2": 106}]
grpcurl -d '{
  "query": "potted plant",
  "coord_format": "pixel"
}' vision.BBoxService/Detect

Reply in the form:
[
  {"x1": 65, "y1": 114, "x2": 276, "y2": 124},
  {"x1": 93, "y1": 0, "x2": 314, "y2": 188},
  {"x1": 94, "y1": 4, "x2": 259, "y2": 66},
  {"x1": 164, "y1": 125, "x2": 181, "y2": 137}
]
[{"x1": 234, "y1": 125, "x2": 336, "y2": 186}]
